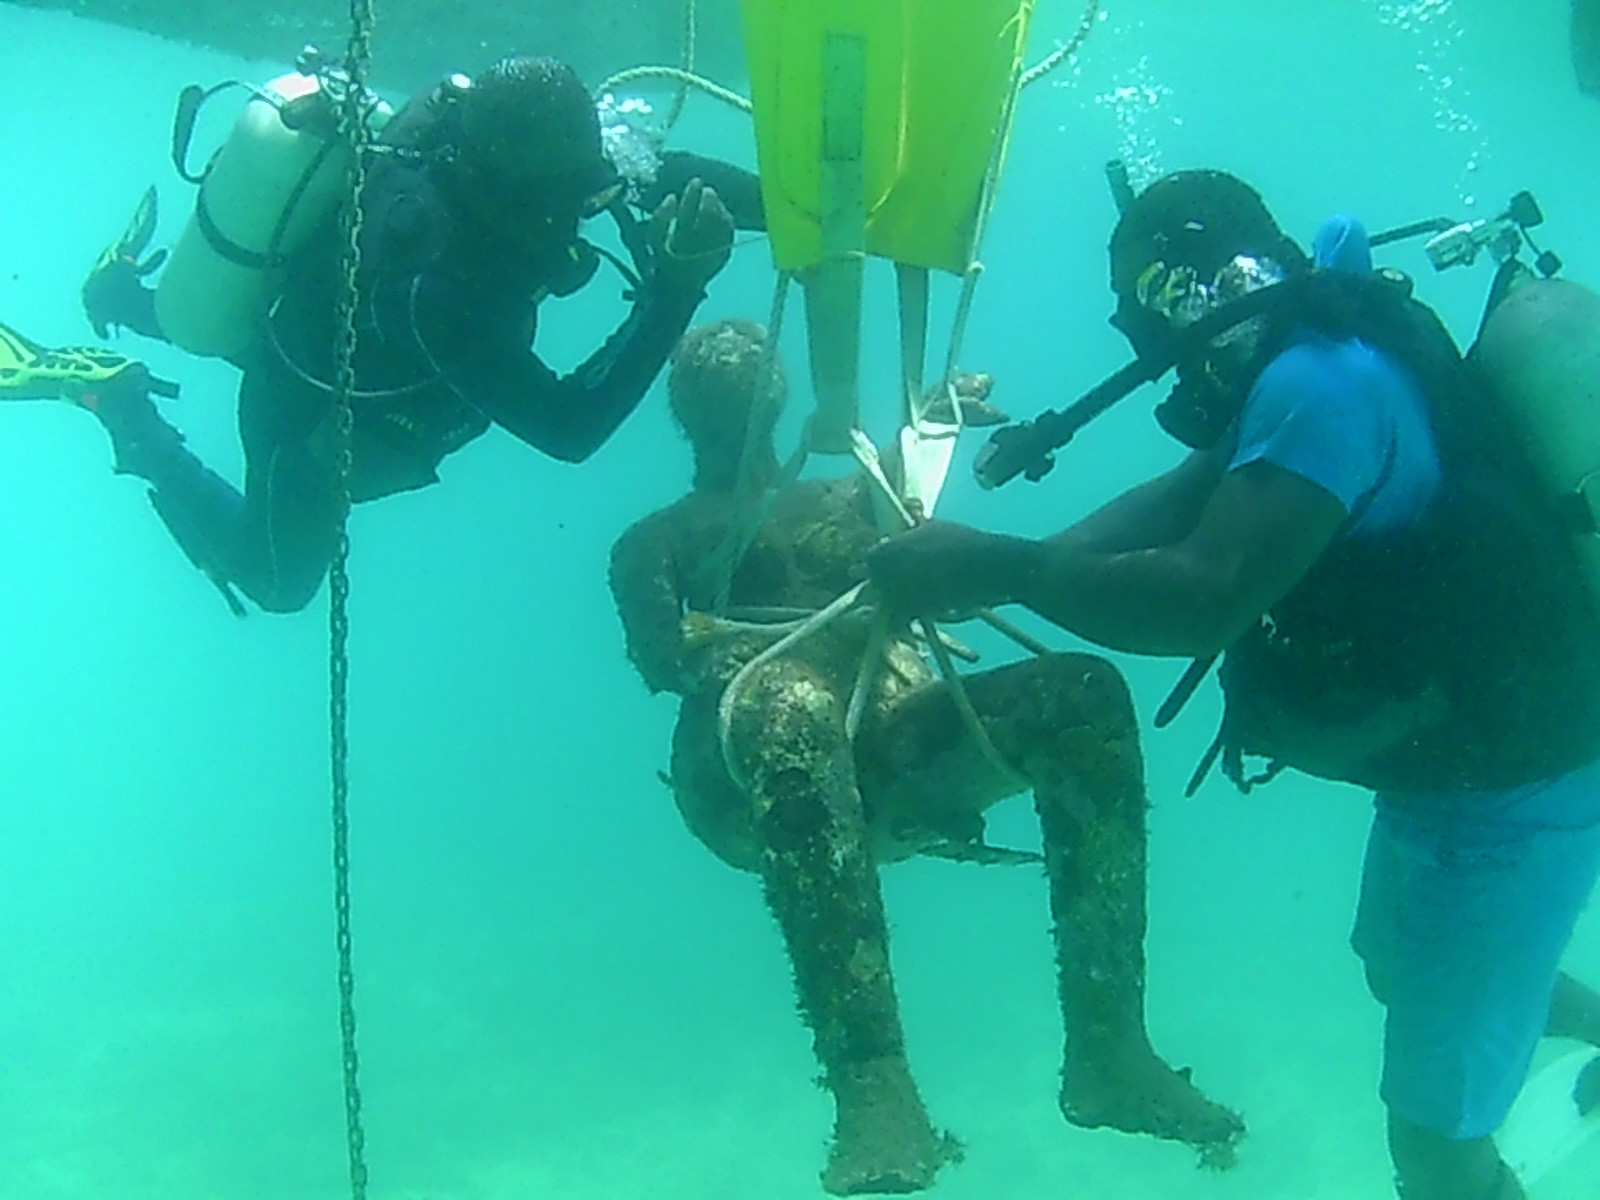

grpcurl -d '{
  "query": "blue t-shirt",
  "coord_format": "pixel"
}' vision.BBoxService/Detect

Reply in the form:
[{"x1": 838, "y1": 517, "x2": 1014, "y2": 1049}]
[
  {"x1": 1231, "y1": 218, "x2": 1600, "y2": 820},
  {"x1": 1228, "y1": 216, "x2": 1441, "y2": 537}
]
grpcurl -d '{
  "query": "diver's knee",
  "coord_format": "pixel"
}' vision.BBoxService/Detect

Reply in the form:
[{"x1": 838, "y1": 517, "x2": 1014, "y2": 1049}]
[
  {"x1": 224, "y1": 531, "x2": 328, "y2": 613},
  {"x1": 241, "y1": 565, "x2": 324, "y2": 613},
  {"x1": 255, "y1": 578, "x2": 322, "y2": 613}
]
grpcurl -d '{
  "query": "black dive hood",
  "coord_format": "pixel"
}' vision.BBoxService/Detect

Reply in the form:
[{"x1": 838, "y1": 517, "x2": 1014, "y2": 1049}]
[{"x1": 974, "y1": 158, "x2": 1302, "y2": 489}]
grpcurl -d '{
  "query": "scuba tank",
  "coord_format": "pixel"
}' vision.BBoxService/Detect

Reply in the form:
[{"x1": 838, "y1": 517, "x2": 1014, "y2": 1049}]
[
  {"x1": 1472, "y1": 273, "x2": 1600, "y2": 599},
  {"x1": 154, "y1": 48, "x2": 392, "y2": 361}
]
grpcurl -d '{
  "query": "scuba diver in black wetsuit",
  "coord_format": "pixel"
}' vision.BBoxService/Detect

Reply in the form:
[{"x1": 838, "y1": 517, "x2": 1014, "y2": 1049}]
[{"x1": 69, "y1": 54, "x2": 760, "y2": 614}]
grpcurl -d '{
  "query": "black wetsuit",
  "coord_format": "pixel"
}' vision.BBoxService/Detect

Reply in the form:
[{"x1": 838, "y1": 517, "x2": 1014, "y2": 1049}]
[{"x1": 130, "y1": 131, "x2": 744, "y2": 613}]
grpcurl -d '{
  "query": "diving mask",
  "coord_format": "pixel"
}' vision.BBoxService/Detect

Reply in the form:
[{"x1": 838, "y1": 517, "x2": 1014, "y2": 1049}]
[
  {"x1": 1134, "y1": 254, "x2": 1289, "y2": 451},
  {"x1": 1134, "y1": 253, "x2": 1287, "y2": 332}
]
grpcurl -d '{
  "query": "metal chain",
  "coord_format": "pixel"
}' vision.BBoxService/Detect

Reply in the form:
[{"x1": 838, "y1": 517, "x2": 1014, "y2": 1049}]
[{"x1": 330, "y1": 2, "x2": 376, "y2": 1197}]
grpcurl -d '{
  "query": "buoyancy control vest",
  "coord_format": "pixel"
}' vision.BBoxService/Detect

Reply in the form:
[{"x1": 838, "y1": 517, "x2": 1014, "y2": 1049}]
[{"x1": 1213, "y1": 270, "x2": 1600, "y2": 794}]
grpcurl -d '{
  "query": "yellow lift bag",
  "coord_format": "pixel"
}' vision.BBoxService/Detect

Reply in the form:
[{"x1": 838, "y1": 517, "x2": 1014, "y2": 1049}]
[
  {"x1": 740, "y1": 0, "x2": 1033, "y2": 274},
  {"x1": 738, "y1": 0, "x2": 1035, "y2": 458}
]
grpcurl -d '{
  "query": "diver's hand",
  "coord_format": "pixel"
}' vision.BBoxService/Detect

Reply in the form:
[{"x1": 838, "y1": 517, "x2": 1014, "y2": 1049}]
[
  {"x1": 866, "y1": 519, "x2": 1033, "y2": 623},
  {"x1": 650, "y1": 177, "x2": 734, "y2": 296}
]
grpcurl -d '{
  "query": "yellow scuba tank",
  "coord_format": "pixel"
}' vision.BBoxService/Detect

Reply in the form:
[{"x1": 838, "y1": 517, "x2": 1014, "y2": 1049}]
[
  {"x1": 1473, "y1": 276, "x2": 1600, "y2": 593},
  {"x1": 155, "y1": 63, "x2": 392, "y2": 361}
]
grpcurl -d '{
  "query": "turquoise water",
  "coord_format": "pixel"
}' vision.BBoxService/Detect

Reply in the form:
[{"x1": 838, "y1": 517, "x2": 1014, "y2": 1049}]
[{"x1": 1, "y1": 1, "x2": 1598, "y2": 1197}]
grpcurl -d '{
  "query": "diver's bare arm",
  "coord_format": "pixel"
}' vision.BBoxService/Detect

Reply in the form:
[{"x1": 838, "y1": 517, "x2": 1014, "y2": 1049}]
[
  {"x1": 608, "y1": 513, "x2": 690, "y2": 695},
  {"x1": 1051, "y1": 443, "x2": 1230, "y2": 554},
  {"x1": 1010, "y1": 460, "x2": 1345, "y2": 656}
]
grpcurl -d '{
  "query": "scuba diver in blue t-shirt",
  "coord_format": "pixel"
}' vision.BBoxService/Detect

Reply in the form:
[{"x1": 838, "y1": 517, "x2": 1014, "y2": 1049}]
[
  {"x1": 13, "y1": 54, "x2": 762, "y2": 614},
  {"x1": 866, "y1": 168, "x2": 1600, "y2": 1199}
]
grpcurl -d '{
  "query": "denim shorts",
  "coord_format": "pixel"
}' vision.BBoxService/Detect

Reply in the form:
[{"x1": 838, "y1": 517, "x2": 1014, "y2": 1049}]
[{"x1": 1351, "y1": 759, "x2": 1600, "y2": 1139}]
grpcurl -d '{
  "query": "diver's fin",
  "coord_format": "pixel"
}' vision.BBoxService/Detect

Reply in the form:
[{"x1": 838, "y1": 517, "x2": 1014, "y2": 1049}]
[
  {"x1": 0, "y1": 321, "x2": 49, "y2": 389},
  {"x1": 0, "y1": 320, "x2": 176, "y2": 404},
  {"x1": 83, "y1": 186, "x2": 163, "y2": 294},
  {"x1": 107, "y1": 185, "x2": 159, "y2": 267},
  {"x1": 1495, "y1": 1046, "x2": 1600, "y2": 1188},
  {"x1": 82, "y1": 187, "x2": 167, "y2": 337}
]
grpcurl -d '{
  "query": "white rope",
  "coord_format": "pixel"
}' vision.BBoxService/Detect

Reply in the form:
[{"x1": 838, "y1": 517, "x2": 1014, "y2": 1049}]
[
  {"x1": 844, "y1": 609, "x2": 893, "y2": 740},
  {"x1": 716, "y1": 582, "x2": 868, "y2": 790},
  {"x1": 921, "y1": 616, "x2": 1028, "y2": 788},
  {"x1": 593, "y1": 64, "x2": 752, "y2": 114},
  {"x1": 701, "y1": 271, "x2": 794, "y2": 614}
]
